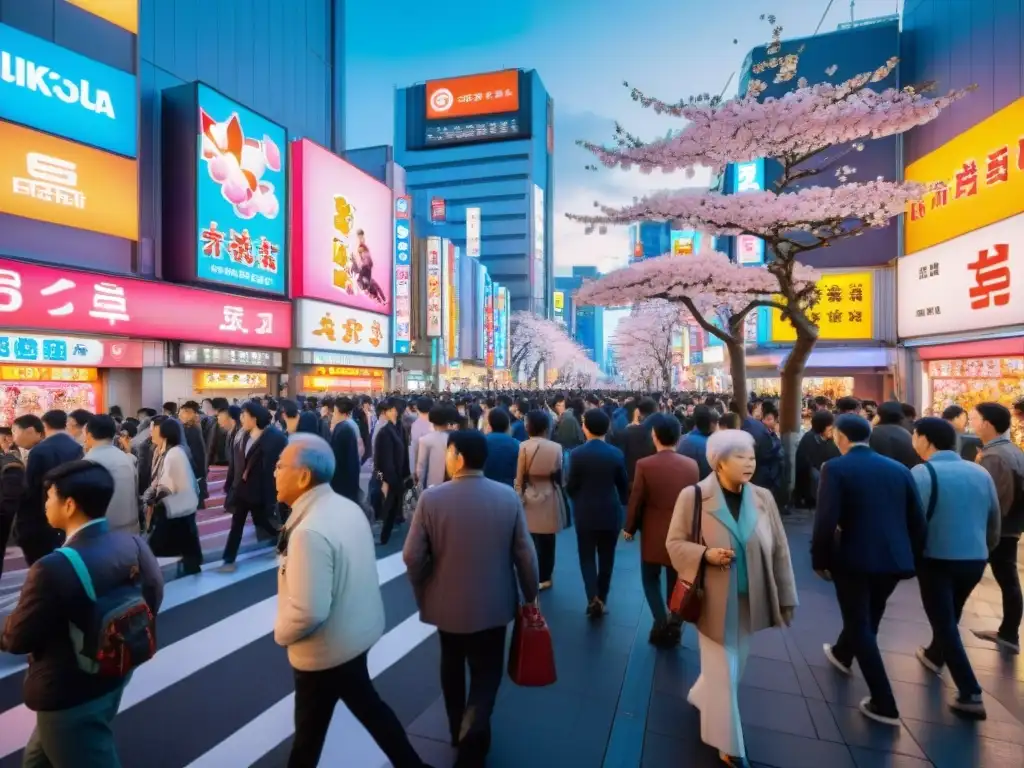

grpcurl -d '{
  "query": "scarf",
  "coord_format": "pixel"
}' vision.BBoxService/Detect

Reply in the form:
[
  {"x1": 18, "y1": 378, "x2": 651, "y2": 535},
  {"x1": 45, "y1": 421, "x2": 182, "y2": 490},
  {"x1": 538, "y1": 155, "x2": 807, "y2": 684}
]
[{"x1": 712, "y1": 482, "x2": 759, "y2": 595}]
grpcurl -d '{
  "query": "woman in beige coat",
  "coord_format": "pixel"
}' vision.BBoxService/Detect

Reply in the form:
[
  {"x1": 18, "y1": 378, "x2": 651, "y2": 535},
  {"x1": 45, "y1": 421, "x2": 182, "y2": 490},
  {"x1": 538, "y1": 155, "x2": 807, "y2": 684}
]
[
  {"x1": 515, "y1": 410, "x2": 564, "y2": 589},
  {"x1": 666, "y1": 428, "x2": 798, "y2": 768}
]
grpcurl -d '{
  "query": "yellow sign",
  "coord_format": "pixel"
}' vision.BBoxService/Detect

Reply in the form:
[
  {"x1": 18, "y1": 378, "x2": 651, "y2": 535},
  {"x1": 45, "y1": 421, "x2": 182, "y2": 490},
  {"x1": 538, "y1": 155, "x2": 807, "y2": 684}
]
[
  {"x1": 553, "y1": 291, "x2": 565, "y2": 312},
  {"x1": 905, "y1": 96, "x2": 1024, "y2": 254},
  {"x1": 195, "y1": 370, "x2": 267, "y2": 389},
  {"x1": 0, "y1": 366, "x2": 97, "y2": 382},
  {"x1": 64, "y1": 0, "x2": 139, "y2": 34},
  {"x1": 313, "y1": 366, "x2": 385, "y2": 378},
  {"x1": 770, "y1": 272, "x2": 873, "y2": 342}
]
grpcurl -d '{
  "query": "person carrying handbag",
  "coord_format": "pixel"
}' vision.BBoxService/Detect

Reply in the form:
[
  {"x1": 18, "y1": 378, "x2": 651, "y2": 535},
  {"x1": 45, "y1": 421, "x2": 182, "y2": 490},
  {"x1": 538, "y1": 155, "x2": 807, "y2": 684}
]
[
  {"x1": 515, "y1": 411, "x2": 563, "y2": 590},
  {"x1": 143, "y1": 420, "x2": 203, "y2": 576}
]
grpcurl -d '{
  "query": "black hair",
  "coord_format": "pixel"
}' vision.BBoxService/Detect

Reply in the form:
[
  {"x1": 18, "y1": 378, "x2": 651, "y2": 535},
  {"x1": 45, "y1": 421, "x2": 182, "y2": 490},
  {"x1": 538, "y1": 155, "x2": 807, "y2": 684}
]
[
  {"x1": 810, "y1": 409, "x2": 835, "y2": 435},
  {"x1": 416, "y1": 396, "x2": 434, "y2": 413},
  {"x1": 691, "y1": 405, "x2": 719, "y2": 436},
  {"x1": 761, "y1": 401, "x2": 779, "y2": 419},
  {"x1": 582, "y1": 408, "x2": 610, "y2": 437},
  {"x1": 334, "y1": 397, "x2": 355, "y2": 415},
  {"x1": 975, "y1": 402, "x2": 1012, "y2": 435},
  {"x1": 41, "y1": 409, "x2": 68, "y2": 431},
  {"x1": 137, "y1": 407, "x2": 157, "y2": 418},
  {"x1": 119, "y1": 421, "x2": 138, "y2": 439},
  {"x1": 835, "y1": 396, "x2": 862, "y2": 414},
  {"x1": 280, "y1": 399, "x2": 301, "y2": 419},
  {"x1": 108, "y1": 405, "x2": 124, "y2": 419},
  {"x1": 941, "y1": 404, "x2": 965, "y2": 422},
  {"x1": 156, "y1": 419, "x2": 184, "y2": 447},
  {"x1": 525, "y1": 409, "x2": 550, "y2": 438},
  {"x1": 86, "y1": 414, "x2": 118, "y2": 442},
  {"x1": 876, "y1": 401, "x2": 906, "y2": 426},
  {"x1": 649, "y1": 412, "x2": 681, "y2": 447},
  {"x1": 637, "y1": 397, "x2": 658, "y2": 419},
  {"x1": 162, "y1": 402, "x2": 178, "y2": 416},
  {"x1": 428, "y1": 404, "x2": 451, "y2": 427},
  {"x1": 901, "y1": 403, "x2": 917, "y2": 421},
  {"x1": 13, "y1": 414, "x2": 43, "y2": 433},
  {"x1": 447, "y1": 429, "x2": 488, "y2": 470},
  {"x1": 487, "y1": 408, "x2": 511, "y2": 434},
  {"x1": 43, "y1": 460, "x2": 114, "y2": 520},
  {"x1": 211, "y1": 397, "x2": 230, "y2": 410},
  {"x1": 835, "y1": 414, "x2": 871, "y2": 443},
  {"x1": 0, "y1": 426, "x2": 10, "y2": 437},
  {"x1": 68, "y1": 408, "x2": 94, "y2": 427},
  {"x1": 1014, "y1": 398, "x2": 1024, "y2": 416},
  {"x1": 720, "y1": 412, "x2": 742, "y2": 430},
  {"x1": 913, "y1": 417, "x2": 957, "y2": 452},
  {"x1": 241, "y1": 400, "x2": 272, "y2": 429}
]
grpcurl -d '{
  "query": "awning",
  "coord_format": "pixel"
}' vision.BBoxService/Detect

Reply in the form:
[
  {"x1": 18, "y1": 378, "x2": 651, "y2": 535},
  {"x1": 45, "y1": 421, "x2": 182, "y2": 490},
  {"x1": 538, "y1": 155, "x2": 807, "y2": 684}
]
[
  {"x1": 778, "y1": 347, "x2": 893, "y2": 372},
  {"x1": 915, "y1": 337, "x2": 1024, "y2": 360}
]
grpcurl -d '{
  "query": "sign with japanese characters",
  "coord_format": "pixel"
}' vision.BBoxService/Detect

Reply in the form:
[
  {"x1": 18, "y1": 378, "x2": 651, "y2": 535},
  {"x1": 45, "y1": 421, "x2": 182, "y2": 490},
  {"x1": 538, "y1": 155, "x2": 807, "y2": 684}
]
[
  {"x1": 466, "y1": 207, "x2": 481, "y2": 257},
  {"x1": 0, "y1": 120, "x2": 137, "y2": 240},
  {"x1": 291, "y1": 139, "x2": 393, "y2": 312},
  {"x1": 430, "y1": 197, "x2": 446, "y2": 223},
  {"x1": 179, "y1": 344, "x2": 282, "y2": 369},
  {"x1": 484, "y1": 273, "x2": 495, "y2": 368},
  {"x1": 195, "y1": 370, "x2": 266, "y2": 390},
  {"x1": 495, "y1": 287, "x2": 508, "y2": 369},
  {"x1": 732, "y1": 159, "x2": 765, "y2": 266},
  {"x1": 0, "y1": 365, "x2": 97, "y2": 382},
  {"x1": 770, "y1": 272, "x2": 874, "y2": 342},
  {"x1": 63, "y1": 0, "x2": 139, "y2": 34},
  {"x1": 394, "y1": 195, "x2": 412, "y2": 354},
  {"x1": 0, "y1": 333, "x2": 144, "y2": 367},
  {"x1": 0, "y1": 23, "x2": 137, "y2": 158},
  {"x1": 295, "y1": 299, "x2": 392, "y2": 356},
  {"x1": 905, "y1": 97, "x2": 1024, "y2": 255},
  {"x1": 193, "y1": 85, "x2": 287, "y2": 294},
  {"x1": 898, "y1": 214, "x2": 1024, "y2": 338},
  {"x1": 426, "y1": 70, "x2": 519, "y2": 120},
  {"x1": 425, "y1": 236, "x2": 443, "y2": 337},
  {"x1": 0, "y1": 257, "x2": 292, "y2": 347},
  {"x1": 424, "y1": 117, "x2": 521, "y2": 147},
  {"x1": 445, "y1": 241, "x2": 460, "y2": 361}
]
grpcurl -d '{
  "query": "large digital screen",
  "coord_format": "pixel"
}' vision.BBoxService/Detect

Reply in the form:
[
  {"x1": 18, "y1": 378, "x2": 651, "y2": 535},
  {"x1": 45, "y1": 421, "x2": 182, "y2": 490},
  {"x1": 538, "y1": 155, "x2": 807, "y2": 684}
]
[
  {"x1": 426, "y1": 70, "x2": 519, "y2": 120},
  {"x1": 424, "y1": 117, "x2": 521, "y2": 146},
  {"x1": 393, "y1": 195, "x2": 411, "y2": 354}
]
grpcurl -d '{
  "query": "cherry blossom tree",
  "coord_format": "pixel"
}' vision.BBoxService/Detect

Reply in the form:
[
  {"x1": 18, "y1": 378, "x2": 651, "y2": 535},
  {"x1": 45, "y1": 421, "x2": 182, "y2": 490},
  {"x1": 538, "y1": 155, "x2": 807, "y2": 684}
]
[
  {"x1": 510, "y1": 311, "x2": 601, "y2": 386},
  {"x1": 610, "y1": 300, "x2": 683, "y2": 390},
  {"x1": 569, "y1": 16, "x2": 970, "y2": 482}
]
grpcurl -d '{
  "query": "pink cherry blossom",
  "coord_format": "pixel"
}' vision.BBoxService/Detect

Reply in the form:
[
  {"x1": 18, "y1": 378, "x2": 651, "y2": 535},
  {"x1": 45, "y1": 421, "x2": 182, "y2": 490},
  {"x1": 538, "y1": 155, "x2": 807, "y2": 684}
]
[
  {"x1": 510, "y1": 312, "x2": 602, "y2": 385},
  {"x1": 610, "y1": 301, "x2": 683, "y2": 390}
]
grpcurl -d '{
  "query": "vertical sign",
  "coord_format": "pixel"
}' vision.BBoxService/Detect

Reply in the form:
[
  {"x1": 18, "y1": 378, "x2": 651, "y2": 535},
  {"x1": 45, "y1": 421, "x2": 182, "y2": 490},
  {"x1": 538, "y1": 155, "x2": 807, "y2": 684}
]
[
  {"x1": 430, "y1": 197, "x2": 446, "y2": 223},
  {"x1": 393, "y1": 196, "x2": 412, "y2": 353},
  {"x1": 533, "y1": 185, "x2": 545, "y2": 265},
  {"x1": 425, "y1": 236, "x2": 443, "y2": 337},
  {"x1": 485, "y1": 273, "x2": 495, "y2": 367},
  {"x1": 553, "y1": 290, "x2": 566, "y2": 326},
  {"x1": 733, "y1": 159, "x2": 765, "y2": 266},
  {"x1": 466, "y1": 207, "x2": 481, "y2": 257},
  {"x1": 440, "y1": 239, "x2": 451, "y2": 367},
  {"x1": 494, "y1": 286, "x2": 507, "y2": 368},
  {"x1": 448, "y1": 244, "x2": 461, "y2": 361}
]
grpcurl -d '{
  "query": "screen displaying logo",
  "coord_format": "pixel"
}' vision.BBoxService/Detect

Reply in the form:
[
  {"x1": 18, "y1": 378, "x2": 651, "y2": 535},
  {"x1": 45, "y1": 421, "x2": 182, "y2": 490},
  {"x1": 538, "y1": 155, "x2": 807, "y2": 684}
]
[
  {"x1": 63, "y1": 0, "x2": 138, "y2": 33},
  {"x1": 292, "y1": 139, "x2": 393, "y2": 313},
  {"x1": 0, "y1": 120, "x2": 137, "y2": 239},
  {"x1": 426, "y1": 70, "x2": 519, "y2": 120},
  {"x1": 195, "y1": 85, "x2": 287, "y2": 295},
  {"x1": 0, "y1": 23, "x2": 137, "y2": 157}
]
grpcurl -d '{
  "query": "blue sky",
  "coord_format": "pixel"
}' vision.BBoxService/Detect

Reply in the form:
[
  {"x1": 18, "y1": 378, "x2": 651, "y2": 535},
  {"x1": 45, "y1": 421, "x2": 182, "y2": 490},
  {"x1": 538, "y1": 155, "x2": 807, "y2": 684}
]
[{"x1": 344, "y1": 0, "x2": 903, "y2": 272}]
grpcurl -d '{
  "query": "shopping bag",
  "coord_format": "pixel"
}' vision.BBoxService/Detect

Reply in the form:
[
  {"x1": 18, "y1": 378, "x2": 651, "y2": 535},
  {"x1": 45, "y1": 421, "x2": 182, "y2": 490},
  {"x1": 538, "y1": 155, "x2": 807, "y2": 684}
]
[
  {"x1": 668, "y1": 486, "x2": 705, "y2": 624},
  {"x1": 507, "y1": 604, "x2": 557, "y2": 687}
]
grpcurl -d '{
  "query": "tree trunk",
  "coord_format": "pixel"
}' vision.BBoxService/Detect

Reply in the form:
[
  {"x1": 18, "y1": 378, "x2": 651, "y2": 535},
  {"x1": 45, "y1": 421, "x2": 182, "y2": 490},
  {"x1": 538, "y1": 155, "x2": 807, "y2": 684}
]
[
  {"x1": 725, "y1": 338, "x2": 748, "y2": 417},
  {"x1": 778, "y1": 329, "x2": 816, "y2": 496}
]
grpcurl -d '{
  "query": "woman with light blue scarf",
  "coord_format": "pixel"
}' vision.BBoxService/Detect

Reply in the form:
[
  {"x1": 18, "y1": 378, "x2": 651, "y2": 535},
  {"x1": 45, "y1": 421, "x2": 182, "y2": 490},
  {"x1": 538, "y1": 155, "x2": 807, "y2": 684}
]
[{"x1": 666, "y1": 429, "x2": 798, "y2": 768}]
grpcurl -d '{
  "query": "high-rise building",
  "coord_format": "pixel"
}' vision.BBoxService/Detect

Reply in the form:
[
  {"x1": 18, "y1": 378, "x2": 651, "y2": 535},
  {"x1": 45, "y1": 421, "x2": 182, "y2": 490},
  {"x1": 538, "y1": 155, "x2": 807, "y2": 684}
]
[
  {"x1": 554, "y1": 267, "x2": 605, "y2": 371},
  {"x1": 394, "y1": 69, "x2": 554, "y2": 317}
]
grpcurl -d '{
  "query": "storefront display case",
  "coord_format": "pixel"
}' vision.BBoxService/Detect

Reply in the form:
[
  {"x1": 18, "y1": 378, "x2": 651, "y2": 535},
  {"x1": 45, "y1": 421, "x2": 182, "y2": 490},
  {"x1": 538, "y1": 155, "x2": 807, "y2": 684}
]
[
  {"x1": 0, "y1": 366, "x2": 100, "y2": 422},
  {"x1": 748, "y1": 377, "x2": 854, "y2": 400},
  {"x1": 926, "y1": 357, "x2": 1024, "y2": 446}
]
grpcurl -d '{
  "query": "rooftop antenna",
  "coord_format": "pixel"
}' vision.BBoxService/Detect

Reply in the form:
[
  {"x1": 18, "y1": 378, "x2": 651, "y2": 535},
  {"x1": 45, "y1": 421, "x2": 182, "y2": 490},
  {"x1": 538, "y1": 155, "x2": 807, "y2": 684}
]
[{"x1": 850, "y1": 0, "x2": 856, "y2": 21}]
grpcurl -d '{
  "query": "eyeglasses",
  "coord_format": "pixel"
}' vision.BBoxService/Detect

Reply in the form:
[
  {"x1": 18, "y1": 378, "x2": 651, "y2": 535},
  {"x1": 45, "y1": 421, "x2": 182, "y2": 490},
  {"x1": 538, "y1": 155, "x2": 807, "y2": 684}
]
[{"x1": 274, "y1": 463, "x2": 302, "y2": 472}]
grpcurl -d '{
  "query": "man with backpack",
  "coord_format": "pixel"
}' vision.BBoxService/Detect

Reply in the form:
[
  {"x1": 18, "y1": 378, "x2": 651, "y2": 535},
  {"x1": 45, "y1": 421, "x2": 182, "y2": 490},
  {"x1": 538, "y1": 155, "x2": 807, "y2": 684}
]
[{"x1": 1, "y1": 460, "x2": 164, "y2": 767}]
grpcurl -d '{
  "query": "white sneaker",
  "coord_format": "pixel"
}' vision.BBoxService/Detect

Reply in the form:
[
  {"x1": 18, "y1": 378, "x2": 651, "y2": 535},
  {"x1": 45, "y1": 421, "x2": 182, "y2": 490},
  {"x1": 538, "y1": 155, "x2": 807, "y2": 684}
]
[
  {"x1": 823, "y1": 643, "x2": 852, "y2": 675},
  {"x1": 915, "y1": 646, "x2": 943, "y2": 675}
]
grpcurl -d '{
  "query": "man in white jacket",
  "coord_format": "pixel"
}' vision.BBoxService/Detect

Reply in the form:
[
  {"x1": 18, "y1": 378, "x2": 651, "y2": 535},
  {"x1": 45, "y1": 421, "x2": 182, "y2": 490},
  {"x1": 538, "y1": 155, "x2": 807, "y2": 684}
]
[
  {"x1": 273, "y1": 434, "x2": 430, "y2": 768},
  {"x1": 84, "y1": 415, "x2": 139, "y2": 533}
]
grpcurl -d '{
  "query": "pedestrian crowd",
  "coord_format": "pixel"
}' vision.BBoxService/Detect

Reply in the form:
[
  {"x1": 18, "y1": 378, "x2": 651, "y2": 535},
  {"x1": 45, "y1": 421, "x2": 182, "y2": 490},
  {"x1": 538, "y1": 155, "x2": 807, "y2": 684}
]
[{"x1": 0, "y1": 389, "x2": 1021, "y2": 768}]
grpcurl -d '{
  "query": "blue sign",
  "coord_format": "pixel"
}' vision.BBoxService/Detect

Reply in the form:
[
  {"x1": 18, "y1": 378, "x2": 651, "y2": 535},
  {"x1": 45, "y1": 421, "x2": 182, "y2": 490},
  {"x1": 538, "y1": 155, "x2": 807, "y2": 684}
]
[
  {"x1": 732, "y1": 159, "x2": 766, "y2": 266},
  {"x1": 0, "y1": 23, "x2": 137, "y2": 158},
  {"x1": 393, "y1": 196, "x2": 411, "y2": 354},
  {"x1": 194, "y1": 85, "x2": 287, "y2": 295},
  {"x1": 690, "y1": 350, "x2": 703, "y2": 365}
]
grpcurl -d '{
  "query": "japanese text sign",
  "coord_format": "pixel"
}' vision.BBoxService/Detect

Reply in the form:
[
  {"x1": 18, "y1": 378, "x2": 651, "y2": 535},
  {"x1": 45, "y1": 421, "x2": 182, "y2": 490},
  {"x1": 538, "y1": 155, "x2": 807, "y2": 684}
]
[
  {"x1": 296, "y1": 298, "x2": 392, "y2": 356},
  {"x1": 732, "y1": 159, "x2": 765, "y2": 266},
  {"x1": 430, "y1": 197, "x2": 446, "y2": 223},
  {"x1": 898, "y1": 214, "x2": 1024, "y2": 338},
  {"x1": 466, "y1": 207, "x2": 481, "y2": 257},
  {"x1": 0, "y1": 258, "x2": 291, "y2": 347},
  {"x1": 425, "y1": 236, "x2": 443, "y2": 337},
  {"x1": 195, "y1": 370, "x2": 266, "y2": 389},
  {"x1": 484, "y1": 273, "x2": 495, "y2": 368},
  {"x1": 195, "y1": 85, "x2": 287, "y2": 295},
  {"x1": 426, "y1": 70, "x2": 519, "y2": 120},
  {"x1": 291, "y1": 139, "x2": 393, "y2": 312},
  {"x1": 63, "y1": 0, "x2": 138, "y2": 33},
  {"x1": 770, "y1": 272, "x2": 874, "y2": 342},
  {"x1": 0, "y1": 120, "x2": 137, "y2": 240},
  {"x1": 0, "y1": 333, "x2": 144, "y2": 367},
  {"x1": 905, "y1": 97, "x2": 1024, "y2": 255},
  {"x1": 394, "y1": 195, "x2": 412, "y2": 354},
  {"x1": 0, "y1": 365, "x2": 97, "y2": 382},
  {"x1": 0, "y1": 23, "x2": 137, "y2": 157}
]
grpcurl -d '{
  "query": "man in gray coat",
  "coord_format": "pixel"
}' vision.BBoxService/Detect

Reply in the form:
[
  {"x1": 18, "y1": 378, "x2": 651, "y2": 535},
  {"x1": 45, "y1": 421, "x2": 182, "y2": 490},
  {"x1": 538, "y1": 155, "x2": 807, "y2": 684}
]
[
  {"x1": 84, "y1": 415, "x2": 139, "y2": 534},
  {"x1": 403, "y1": 429, "x2": 539, "y2": 767}
]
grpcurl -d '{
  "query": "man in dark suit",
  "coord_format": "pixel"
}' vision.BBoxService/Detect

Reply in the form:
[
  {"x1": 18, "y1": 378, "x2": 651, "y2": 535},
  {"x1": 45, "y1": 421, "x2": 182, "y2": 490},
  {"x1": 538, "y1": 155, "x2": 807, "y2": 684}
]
[
  {"x1": 373, "y1": 398, "x2": 410, "y2": 546},
  {"x1": 566, "y1": 408, "x2": 629, "y2": 618},
  {"x1": 611, "y1": 396, "x2": 657, "y2": 490},
  {"x1": 812, "y1": 414, "x2": 926, "y2": 726},
  {"x1": 330, "y1": 399, "x2": 362, "y2": 504},
  {"x1": 482, "y1": 408, "x2": 519, "y2": 487},
  {"x1": 13, "y1": 411, "x2": 83, "y2": 564},
  {"x1": 869, "y1": 401, "x2": 921, "y2": 469}
]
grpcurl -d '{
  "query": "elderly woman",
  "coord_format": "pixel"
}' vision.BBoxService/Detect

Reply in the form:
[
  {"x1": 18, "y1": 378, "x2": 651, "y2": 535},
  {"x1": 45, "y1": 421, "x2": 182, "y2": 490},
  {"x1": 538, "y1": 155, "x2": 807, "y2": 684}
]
[{"x1": 666, "y1": 429, "x2": 798, "y2": 767}]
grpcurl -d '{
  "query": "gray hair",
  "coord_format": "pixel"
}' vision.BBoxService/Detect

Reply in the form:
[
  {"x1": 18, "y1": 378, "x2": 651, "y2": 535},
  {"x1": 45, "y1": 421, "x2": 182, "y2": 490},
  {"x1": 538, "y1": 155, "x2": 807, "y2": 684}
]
[
  {"x1": 706, "y1": 428, "x2": 755, "y2": 470},
  {"x1": 287, "y1": 433, "x2": 336, "y2": 485}
]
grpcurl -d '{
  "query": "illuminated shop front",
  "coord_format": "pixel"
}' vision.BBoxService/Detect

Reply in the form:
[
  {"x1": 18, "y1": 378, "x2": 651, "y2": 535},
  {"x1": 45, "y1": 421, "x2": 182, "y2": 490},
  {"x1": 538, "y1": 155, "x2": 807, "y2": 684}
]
[
  {"x1": 301, "y1": 366, "x2": 388, "y2": 394},
  {"x1": 0, "y1": 365, "x2": 100, "y2": 422},
  {"x1": 176, "y1": 344, "x2": 283, "y2": 401}
]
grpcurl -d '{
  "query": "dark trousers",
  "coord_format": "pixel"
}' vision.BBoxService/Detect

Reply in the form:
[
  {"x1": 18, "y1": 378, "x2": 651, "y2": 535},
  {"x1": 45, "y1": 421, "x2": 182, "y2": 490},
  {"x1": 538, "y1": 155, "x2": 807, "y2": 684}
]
[
  {"x1": 378, "y1": 487, "x2": 403, "y2": 545},
  {"x1": 222, "y1": 503, "x2": 279, "y2": 564},
  {"x1": 439, "y1": 626, "x2": 507, "y2": 767},
  {"x1": 641, "y1": 561, "x2": 678, "y2": 625},
  {"x1": 0, "y1": 510, "x2": 13, "y2": 578},
  {"x1": 917, "y1": 558, "x2": 986, "y2": 697},
  {"x1": 988, "y1": 536, "x2": 1023, "y2": 643},
  {"x1": 532, "y1": 532, "x2": 556, "y2": 582},
  {"x1": 23, "y1": 680, "x2": 126, "y2": 768},
  {"x1": 832, "y1": 572, "x2": 900, "y2": 714},
  {"x1": 289, "y1": 652, "x2": 422, "y2": 768},
  {"x1": 576, "y1": 529, "x2": 618, "y2": 602},
  {"x1": 147, "y1": 508, "x2": 203, "y2": 575}
]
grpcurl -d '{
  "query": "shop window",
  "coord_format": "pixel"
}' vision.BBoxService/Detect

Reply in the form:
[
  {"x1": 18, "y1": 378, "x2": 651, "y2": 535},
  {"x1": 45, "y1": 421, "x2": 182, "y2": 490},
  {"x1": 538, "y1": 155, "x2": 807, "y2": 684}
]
[{"x1": 927, "y1": 357, "x2": 1024, "y2": 447}]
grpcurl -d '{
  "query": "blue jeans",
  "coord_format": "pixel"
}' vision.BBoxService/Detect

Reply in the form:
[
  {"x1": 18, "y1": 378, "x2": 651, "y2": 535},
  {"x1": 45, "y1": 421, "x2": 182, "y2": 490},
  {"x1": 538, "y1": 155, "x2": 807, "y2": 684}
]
[{"x1": 23, "y1": 681, "x2": 127, "y2": 767}]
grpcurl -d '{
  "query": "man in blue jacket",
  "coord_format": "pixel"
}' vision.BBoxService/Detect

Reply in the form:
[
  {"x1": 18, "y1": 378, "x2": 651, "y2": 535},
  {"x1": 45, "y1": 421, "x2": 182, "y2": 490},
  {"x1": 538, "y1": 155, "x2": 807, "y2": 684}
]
[
  {"x1": 483, "y1": 408, "x2": 519, "y2": 487},
  {"x1": 565, "y1": 408, "x2": 629, "y2": 618},
  {"x1": 812, "y1": 414, "x2": 926, "y2": 726}
]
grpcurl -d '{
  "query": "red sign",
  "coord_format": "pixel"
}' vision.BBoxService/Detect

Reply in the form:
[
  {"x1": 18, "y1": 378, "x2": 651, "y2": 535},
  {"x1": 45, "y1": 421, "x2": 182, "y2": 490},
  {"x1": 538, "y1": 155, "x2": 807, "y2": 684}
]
[
  {"x1": 425, "y1": 70, "x2": 519, "y2": 120},
  {"x1": 430, "y1": 197, "x2": 446, "y2": 223},
  {"x1": 0, "y1": 259, "x2": 292, "y2": 348}
]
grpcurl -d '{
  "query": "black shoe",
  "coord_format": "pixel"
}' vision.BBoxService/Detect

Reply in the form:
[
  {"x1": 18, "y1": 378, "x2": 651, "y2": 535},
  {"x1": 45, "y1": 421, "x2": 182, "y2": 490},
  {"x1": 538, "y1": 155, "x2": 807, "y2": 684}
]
[
  {"x1": 858, "y1": 697, "x2": 900, "y2": 726},
  {"x1": 649, "y1": 623, "x2": 670, "y2": 647},
  {"x1": 586, "y1": 597, "x2": 605, "y2": 618},
  {"x1": 950, "y1": 693, "x2": 987, "y2": 720}
]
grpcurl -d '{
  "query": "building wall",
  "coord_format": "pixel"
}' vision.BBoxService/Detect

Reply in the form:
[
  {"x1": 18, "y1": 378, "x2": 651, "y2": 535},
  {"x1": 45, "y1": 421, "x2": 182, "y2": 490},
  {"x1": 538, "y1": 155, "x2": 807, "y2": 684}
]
[{"x1": 902, "y1": 0, "x2": 1023, "y2": 165}]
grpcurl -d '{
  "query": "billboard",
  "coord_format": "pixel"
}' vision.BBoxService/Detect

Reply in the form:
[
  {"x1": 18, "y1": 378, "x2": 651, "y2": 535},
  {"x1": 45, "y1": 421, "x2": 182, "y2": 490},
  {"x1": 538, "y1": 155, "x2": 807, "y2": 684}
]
[
  {"x1": 0, "y1": 23, "x2": 136, "y2": 157},
  {"x1": 0, "y1": 257, "x2": 291, "y2": 347},
  {"x1": 424, "y1": 117, "x2": 521, "y2": 146},
  {"x1": 64, "y1": 0, "x2": 139, "y2": 33},
  {"x1": 295, "y1": 299, "x2": 392, "y2": 356},
  {"x1": 732, "y1": 159, "x2": 765, "y2": 266},
  {"x1": 426, "y1": 70, "x2": 519, "y2": 120},
  {"x1": 0, "y1": 120, "x2": 137, "y2": 240},
  {"x1": 485, "y1": 274, "x2": 495, "y2": 367},
  {"x1": 495, "y1": 286, "x2": 508, "y2": 369},
  {"x1": 476, "y1": 262, "x2": 487, "y2": 359},
  {"x1": 425, "y1": 236, "x2": 442, "y2": 337},
  {"x1": 905, "y1": 97, "x2": 1024, "y2": 255},
  {"x1": 292, "y1": 138, "x2": 392, "y2": 312},
  {"x1": 0, "y1": 333, "x2": 145, "y2": 367},
  {"x1": 446, "y1": 242, "x2": 460, "y2": 361},
  {"x1": 393, "y1": 195, "x2": 411, "y2": 354},
  {"x1": 466, "y1": 207, "x2": 481, "y2": 257},
  {"x1": 770, "y1": 272, "x2": 874, "y2": 342},
  {"x1": 459, "y1": 253, "x2": 478, "y2": 359}
]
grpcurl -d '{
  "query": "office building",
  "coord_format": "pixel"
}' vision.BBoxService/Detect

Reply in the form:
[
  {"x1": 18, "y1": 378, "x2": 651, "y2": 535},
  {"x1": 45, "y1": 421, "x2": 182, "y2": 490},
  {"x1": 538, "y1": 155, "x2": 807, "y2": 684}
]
[{"x1": 554, "y1": 267, "x2": 605, "y2": 371}]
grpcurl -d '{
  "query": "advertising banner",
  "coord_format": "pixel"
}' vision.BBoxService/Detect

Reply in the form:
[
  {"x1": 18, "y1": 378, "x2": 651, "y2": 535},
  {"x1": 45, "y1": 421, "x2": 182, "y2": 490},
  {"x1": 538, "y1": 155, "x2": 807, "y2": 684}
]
[
  {"x1": 425, "y1": 236, "x2": 443, "y2": 337},
  {"x1": 424, "y1": 117, "x2": 521, "y2": 147},
  {"x1": 732, "y1": 159, "x2": 765, "y2": 266},
  {"x1": 770, "y1": 272, "x2": 874, "y2": 342},
  {"x1": 0, "y1": 257, "x2": 292, "y2": 347},
  {"x1": 193, "y1": 85, "x2": 287, "y2": 294},
  {"x1": 553, "y1": 291, "x2": 564, "y2": 314},
  {"x1": 430, "y1": 197, "x2": 446, "y2": 222},
  {"x1": 441, "y1": 240, "x2": 452, "y2": 364},
  {"x1": 446, "y1": 242, "x2": 460, "y2": 361},
  {"x1": 459, "y1": 253, "x2": 477, "y2": 359},
  {"x1": 898, "y1": 214, "x2": 1024, "y2": 338},
  {"x1": 905, "y1": 97, "x2": 1024, "y2": 255},
  {"x1": 670, "y1": 231, "x2": 699, "y2": 256},
  {"x1": 466, "y1": 207, "x2": 481, "y2": 257},
  {"x1": 179, "y1": 344, "x2": 281, "y2": 369},
  {"x1": 64, "y1": 0, "x2": 139, "y2": 33},
  {"x1": 495, "y1": 286, "x2": 508, "y2": 369},
  {"x1": 292, "y1": 138, "x2": 392, "y2": 312},
  {"x1": 393, "y1": 195, "x2": 411, "y2": 354},
  {"x1": 426, "y1": 69, "x2": 519, "y2": 120},
  {"x1": 0, "y1": 120, "x2": 137, "y2": 240},
  {"x1": 296, "y1": 299, "x2": 392, "y2": 356},
  {"x1": 485, "y1": 274, "x2": 495, "y2": 367},
  {"x1": 0, "y1": 23, "x2": 137, "y2": 158},
  {"x1": 476, "y1": 262, "x2": 487, "y2": 360},
  {"x1": 0, "y1": 333, "x2": 145, "y2": 367}
]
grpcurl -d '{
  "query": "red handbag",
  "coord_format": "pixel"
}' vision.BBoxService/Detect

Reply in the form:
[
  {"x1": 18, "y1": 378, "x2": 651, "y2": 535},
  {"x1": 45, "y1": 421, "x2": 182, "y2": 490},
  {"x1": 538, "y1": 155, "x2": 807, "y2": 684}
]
[
  {"x1": 507, "y1": 603, "x2": 557, "y2": 687},
  {"x1": 668, "y1": 486, "x2": 705, "y2": 623}
]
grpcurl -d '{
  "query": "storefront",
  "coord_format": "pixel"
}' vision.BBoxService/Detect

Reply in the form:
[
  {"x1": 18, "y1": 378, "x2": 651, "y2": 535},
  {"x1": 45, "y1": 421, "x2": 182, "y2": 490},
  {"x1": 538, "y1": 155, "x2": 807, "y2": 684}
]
[
  {"x1": 174, "y1": 344, "x2": 284, "y2": 402},
  {"x1": 300, "y1": 365, "x2": 388, "y2": 394}
]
